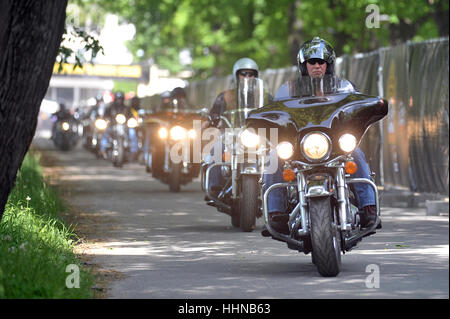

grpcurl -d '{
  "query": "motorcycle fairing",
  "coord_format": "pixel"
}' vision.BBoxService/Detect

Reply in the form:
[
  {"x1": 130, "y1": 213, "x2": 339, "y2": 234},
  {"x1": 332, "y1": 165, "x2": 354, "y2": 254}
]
[{"x1": 246, "y1": 92, "x2": 387, "y2": 159}]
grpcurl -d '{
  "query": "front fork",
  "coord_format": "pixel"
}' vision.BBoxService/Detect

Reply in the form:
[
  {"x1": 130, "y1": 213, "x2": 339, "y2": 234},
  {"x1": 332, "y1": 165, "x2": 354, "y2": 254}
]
[{"x1": 263, "y1": 166, "x2": 380, "y2": 239}]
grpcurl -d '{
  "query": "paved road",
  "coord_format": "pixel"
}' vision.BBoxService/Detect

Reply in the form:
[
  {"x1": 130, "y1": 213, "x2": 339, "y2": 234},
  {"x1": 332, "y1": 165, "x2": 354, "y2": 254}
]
[{"x1": 32, "y1": 136, "x2": 449, "y2": 299}]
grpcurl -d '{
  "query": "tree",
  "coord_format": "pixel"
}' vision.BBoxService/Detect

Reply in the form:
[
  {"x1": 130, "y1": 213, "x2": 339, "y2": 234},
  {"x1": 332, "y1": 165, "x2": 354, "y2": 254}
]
[
  {"x1": 90, "y1": 0, "x2": 447, "y2": 79},
  {"x1": 0, "y1": 0, "x2": 68, "y2": 220}
]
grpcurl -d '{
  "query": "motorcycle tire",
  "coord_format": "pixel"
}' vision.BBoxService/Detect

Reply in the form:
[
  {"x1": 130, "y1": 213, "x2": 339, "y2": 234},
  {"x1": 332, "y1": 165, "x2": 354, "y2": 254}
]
[
  {"x1": 309, "y1": 197, "x2": 342, "y2": 277},
  {"x1": 112, "y1": 137, "x2": 124, "y2": 168},
  {"x1": 145, "y1": 151, "x2": 152, "y2": 173},
  {"x1": 239, "y1": 175, "x2": 258, "y2": 232},
  {"x1": 231, "y1": 201, "x2": 240, "y2": 228},
  {"x1": 169, "y1": 163, "x2": 181, "y2": 192}
]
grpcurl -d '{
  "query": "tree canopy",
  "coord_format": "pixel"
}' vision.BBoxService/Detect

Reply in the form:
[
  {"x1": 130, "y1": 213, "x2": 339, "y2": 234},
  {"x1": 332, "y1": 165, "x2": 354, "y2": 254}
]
[{"x1": 73, "y1": 0, "x2": 448, "y2": 79}]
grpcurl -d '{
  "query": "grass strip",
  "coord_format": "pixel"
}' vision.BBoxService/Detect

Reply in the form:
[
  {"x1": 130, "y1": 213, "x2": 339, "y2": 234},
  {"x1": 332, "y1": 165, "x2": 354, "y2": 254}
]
[{"x1": 0, "y1": 152, "x2": 93, "y2": 298}]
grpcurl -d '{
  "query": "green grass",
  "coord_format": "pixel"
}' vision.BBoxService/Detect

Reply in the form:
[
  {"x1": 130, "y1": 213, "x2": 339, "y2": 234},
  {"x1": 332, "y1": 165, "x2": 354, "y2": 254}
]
[{"x1": 0, "y1": 153, "x2": 93, "y2": 298}]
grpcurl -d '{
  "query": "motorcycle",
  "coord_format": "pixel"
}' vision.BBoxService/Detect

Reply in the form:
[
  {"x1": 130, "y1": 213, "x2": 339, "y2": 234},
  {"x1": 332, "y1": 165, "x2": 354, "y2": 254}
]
[
  {"x1": 201, "y1": 77, "x2": 272, "y2": 231},
  {"x1": 105, "y1": 113, "x2": 139, "y2": 167},
  {"x1": 51, "y1": 116, "x2": 79, "y2": 151},
  {"x1": 146, "y1": 108, "x2": 202, "y2": 192},
  {"x1": 92, "y1": 116, "x2": 108, "y2": 158},
  {"x1": 243, "y1": 75, "x2": 388, "y2": 276}
]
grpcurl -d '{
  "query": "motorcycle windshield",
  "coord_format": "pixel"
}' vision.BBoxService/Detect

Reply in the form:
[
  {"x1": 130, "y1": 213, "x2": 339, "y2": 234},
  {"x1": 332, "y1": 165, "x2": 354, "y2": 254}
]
[
  {"x1": 223, "y1": 78, "x2": 271, "y2": 128},
  {"x1": 246, "y1": 75, "x2": 388, "y2": 144},
  {"x1": 274, "y1": 74, "x2": 356, "y2": 99}
]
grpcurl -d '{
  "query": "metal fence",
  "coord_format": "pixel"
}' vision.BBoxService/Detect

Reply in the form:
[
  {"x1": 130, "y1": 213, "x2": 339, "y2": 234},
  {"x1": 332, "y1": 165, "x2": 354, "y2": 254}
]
[{"x1": 143, "y1": 38, "x2": 449, "y2": 195}]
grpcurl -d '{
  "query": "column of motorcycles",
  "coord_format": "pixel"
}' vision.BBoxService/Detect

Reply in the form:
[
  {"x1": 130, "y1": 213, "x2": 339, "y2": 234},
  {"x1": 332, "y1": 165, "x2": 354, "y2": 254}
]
[
  {"x1": 81, "y1": 102, "x2": 144, "y2": 168},
  {"x1": 80, "y1": 76, "x2": 387, "y2": 277}
]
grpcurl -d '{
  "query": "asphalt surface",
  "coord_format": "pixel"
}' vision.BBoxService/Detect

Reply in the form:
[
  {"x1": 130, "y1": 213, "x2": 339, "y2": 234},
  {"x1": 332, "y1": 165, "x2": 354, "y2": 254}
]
[{"x1": 32, "y1": 135, "x2": 449, "y2": 299}]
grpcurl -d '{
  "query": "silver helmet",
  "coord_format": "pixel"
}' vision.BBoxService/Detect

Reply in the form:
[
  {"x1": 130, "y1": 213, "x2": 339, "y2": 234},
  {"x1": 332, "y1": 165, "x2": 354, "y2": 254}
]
[{"x1": 232, "y1": 57, "x2": 259, "y2": 80}]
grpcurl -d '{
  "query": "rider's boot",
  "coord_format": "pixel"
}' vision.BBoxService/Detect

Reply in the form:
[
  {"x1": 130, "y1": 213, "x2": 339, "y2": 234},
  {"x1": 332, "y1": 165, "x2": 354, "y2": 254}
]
[
  {"x1": 360, "y1": 205, "x2": 381, "y2": 229},
  {"x1": 261, "y1": 212, "x2": 290, "y2": 237}
]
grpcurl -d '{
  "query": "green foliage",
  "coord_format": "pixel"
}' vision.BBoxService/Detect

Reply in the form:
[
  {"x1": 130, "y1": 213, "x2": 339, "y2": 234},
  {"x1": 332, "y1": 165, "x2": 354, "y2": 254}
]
[
  {"x1": 85, "y1": 0, "x2": 447, "y2": 78},
  {"x1": 113, "y1": 80, "x2": 138, "y2": 94},
  {"x1": 0, "y1": 153, "x2": 93, "y2": 298}
]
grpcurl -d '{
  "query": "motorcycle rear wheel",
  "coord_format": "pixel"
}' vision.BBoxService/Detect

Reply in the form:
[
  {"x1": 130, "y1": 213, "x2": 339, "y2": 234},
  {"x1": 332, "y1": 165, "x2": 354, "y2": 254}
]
[{"x1": 309, "y1": 197, "x2": 342, "y2": 277}]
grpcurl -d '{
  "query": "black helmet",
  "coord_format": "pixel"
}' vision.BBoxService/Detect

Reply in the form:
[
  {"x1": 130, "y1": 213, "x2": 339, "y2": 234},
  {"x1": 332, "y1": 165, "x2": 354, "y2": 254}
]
[
  {"x1": 170, "y1": 87, "x2": 187, "y2": 99},
  {"x1": 232, "y1": 57, "x2": 259, "y2": 81},
  {"x1": 114, "y1": 91, "x2": 125, "y2": 101},
  {"x1": 297, "y1": 37, "x2": 336, "y2": 76}
]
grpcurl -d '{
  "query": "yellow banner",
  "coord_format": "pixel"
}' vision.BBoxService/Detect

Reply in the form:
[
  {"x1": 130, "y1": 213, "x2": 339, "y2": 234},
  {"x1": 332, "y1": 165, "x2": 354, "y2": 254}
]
[{"x1": 54, "y1": 63, "x2": 142, "y2": 79}]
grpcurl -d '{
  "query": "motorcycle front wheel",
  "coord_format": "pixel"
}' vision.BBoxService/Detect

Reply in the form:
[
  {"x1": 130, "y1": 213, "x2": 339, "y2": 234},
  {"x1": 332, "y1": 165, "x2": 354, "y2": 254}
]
[
  {"x1": 239, "y1": 175, "x2": 258, "y2": 232},
  {"x1": 112, "y1": 137, "x2": 124, "y2": 168},
  {"x1": 309, "y1": 196, "x2": 342, "y2": 277},
  {"x1": 169, "y1": 162, "x2": 181, "y2": 192}
]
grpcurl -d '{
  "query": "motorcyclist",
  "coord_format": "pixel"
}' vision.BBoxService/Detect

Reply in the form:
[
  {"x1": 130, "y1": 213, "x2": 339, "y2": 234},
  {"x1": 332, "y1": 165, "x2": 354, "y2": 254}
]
[
  {"x1": 262, "y1": 37, "x2": 378, "y2": 236},
  {"x1": 100, "y1": 91, "x2": 139, "y2": 160},
  {"x1": 170, "y1": 87, "x2": 190, "y2": 111},
  {"x1": 51, "y1": 102, "x2": 73, "y2": 138},
  {"x1": 159, "y1": 90, "x2": 172, "y2": 112},
  {"x1": 142, "y1": 90, "x2": 172, "y2": 171},
  {"x1": 203, "y1": 57, "x2": 260, "y2": 197}
]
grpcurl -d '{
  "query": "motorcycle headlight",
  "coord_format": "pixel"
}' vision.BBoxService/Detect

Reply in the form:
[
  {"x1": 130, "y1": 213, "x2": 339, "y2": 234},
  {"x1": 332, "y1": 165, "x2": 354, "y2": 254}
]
[
  {"x1": 187, "y1": 129, "x2": 196, "y2": 139},
  {"x1": 240, "y1": 129, "x2": 260, "y2": 148},
  {"x1": 61, "y1": 122, "x2": 70, "y2": 131},
  {"x1": 170, "y1": 126, "x2": 187, "y2": 140},
  {"x1": 276, "y1": 142, "x2": 294, "y2": 159},
  {"x1": 158, "y1": 127, "x2": 168, "y2": 139},
  {"x1": 338, "y1": 133, "x2": 357, "y2": 153},
  {"x1": 127, "y1": 118, "x2": 138, "y2": 128},
  {"x1": 115, "y1": 113, "x2": 126, "y2": 124},
  {"x1": 301, "y1": 132, "x2": 331, "y2": 161},
  {"x1": 95, "y1": 118, "x2": 107, "y2": 130}
]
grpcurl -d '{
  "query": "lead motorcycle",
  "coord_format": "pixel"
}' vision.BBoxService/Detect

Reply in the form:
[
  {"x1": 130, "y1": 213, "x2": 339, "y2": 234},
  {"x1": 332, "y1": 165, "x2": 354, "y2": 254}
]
[
  {"x1": 201, "y1": 77, "x2": 272, "y2": 231},
  {"x1": 242, "y1": 75, "x2": 388, "y2": 276}
]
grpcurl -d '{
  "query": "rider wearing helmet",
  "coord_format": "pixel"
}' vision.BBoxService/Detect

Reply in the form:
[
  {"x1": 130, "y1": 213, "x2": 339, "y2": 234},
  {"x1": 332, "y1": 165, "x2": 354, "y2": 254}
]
[
  {"x1": 262, "y1": 37, "x2": 378, "y2": 236},
  {"x1": 100, "y1": 91, "x2": 139, "y2": 161},
  {"x1": 170, "y1": 87, "x2": 190, "y2": 111},
  {"x1": 204, "y1": 58, "x2": 260, "y2": 198},
  {"x1": 159, "y1": 90, "x2": 172, "y2": 112},
  {"x1": 206, "y1": 57, "x2": 259, "y2": 124}
]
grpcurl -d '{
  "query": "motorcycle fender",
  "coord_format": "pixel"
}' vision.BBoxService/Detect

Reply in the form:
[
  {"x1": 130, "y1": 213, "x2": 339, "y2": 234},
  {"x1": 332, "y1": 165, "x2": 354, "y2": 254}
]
[
  {"x1": 305, "y1": 185, "x2": 331, "y2": 198},
  {"x1": 240, "y1": 162, "x2": 259, "y2": 175}
]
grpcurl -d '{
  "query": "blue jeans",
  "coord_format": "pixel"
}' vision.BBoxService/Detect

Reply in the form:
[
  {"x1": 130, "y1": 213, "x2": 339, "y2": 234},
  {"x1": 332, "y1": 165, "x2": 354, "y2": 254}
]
[
  {"x1": 207, "y1": 140, "x2": 225, "y2": 190},
  {"x1": 263, "y1": 147, "x2": 376, "y2": 214}
]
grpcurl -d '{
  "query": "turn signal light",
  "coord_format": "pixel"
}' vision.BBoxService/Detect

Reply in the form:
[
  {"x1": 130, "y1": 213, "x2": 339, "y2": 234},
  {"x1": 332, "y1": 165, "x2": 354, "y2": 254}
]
[
  {"x1": 222, "y1": 152, "x2": 231, "y2": 162},
  {"x1": 282, "y1": 169, "x2": 295, "y2": 182},
  {"x1": 345, "y1": 161, "x2": 358, "y2": 174}
]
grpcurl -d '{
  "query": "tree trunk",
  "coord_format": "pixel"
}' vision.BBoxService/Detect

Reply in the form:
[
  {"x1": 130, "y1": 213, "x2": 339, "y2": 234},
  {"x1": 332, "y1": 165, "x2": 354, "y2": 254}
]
[
  {"x1": 287, "y1": 1, "x2": 303, "y2": 66},
  {"x1": 433, "y1": 0, "x2": 449, "y2": 37},
  {"x1": 0, "y1": 0, "x2": 68, "y2": 219}
]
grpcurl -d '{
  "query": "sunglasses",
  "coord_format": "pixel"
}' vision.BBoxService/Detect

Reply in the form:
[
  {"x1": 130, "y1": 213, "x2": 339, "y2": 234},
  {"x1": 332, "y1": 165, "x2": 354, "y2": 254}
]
[
  {"x1": 239, "y1": 71, "x2": 256, "y2": 77},
  {"x1": 307, "y1": 58, "x2": 326, "y2": 65}
]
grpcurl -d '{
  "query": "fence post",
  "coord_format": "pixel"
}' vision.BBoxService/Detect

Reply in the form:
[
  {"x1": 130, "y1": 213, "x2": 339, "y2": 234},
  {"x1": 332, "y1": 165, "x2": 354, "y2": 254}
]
[{"x1": 377, "y1": 48, "x2": 385, "y2": 187}]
